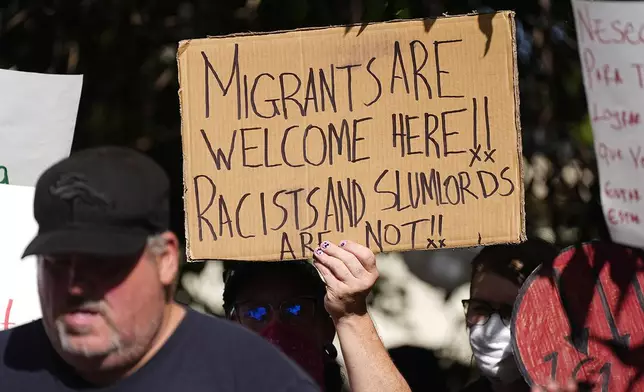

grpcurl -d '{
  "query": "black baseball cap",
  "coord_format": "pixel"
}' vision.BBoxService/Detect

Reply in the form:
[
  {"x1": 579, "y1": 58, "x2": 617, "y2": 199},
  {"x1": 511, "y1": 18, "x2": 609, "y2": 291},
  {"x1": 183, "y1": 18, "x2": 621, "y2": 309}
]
[{"x1": 22, "y1": 146, "x2": 170, "y2": 258}]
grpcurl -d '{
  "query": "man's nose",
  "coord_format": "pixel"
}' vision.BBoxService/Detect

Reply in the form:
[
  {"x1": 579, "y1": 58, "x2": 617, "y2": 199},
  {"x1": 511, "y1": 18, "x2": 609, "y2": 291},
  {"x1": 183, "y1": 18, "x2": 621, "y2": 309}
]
[{"x1": 66, "y1": 260, "x2": 89, "y2": 295}]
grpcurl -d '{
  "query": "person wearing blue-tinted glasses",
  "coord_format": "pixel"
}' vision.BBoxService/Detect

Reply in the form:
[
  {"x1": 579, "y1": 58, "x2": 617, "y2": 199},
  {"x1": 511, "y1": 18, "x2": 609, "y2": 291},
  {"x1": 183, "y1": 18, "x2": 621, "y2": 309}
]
[{"x1": 223, "y1": 240, "x2": 410, "y2": 392}]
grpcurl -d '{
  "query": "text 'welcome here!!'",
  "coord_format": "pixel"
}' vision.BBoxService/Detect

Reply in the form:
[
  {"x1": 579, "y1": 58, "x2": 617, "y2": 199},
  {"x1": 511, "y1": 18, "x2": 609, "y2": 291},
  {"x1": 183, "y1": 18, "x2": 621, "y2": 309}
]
[{"x1": 177, "y1": 12, "x2": 525, "y2": 261}]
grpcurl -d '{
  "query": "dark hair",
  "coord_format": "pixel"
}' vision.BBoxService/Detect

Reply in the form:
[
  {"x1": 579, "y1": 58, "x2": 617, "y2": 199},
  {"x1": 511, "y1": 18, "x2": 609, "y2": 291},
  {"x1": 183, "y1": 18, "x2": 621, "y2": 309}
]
[
  {"x1": 222, "y1": 261, "x2": 344, "y2": 392},
  {"x1": 222, "y1": 261, "x2": 327, "y2": 316},
  {"x1": 471, "y1": 238, "x2": 560, "y2": 287}
]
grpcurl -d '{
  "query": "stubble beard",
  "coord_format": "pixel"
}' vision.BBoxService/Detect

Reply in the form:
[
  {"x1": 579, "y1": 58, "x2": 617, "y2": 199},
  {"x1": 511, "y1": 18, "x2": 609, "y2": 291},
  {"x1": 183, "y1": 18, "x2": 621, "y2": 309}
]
[
  {"x1": 55, "y1": 311, "x2": 162, "y2": 365},
  {"x1": 55, "y1": 302, "x2": 125, "y2": 358},
  {"x1": 56, "y1": 318, "x2": 123, "y2": 358}
]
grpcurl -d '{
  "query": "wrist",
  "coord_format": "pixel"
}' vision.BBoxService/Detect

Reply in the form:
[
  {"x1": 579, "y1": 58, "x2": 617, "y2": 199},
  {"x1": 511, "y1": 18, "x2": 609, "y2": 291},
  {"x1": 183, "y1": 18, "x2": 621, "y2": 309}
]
[{"x1": 333, "y1": 312, "x2": 372, "y2": 331}]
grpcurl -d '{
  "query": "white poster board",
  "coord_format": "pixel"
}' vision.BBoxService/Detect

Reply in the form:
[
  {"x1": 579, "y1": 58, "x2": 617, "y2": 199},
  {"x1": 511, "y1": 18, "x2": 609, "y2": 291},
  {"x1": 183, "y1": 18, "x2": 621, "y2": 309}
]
[
  {"x1": 0, "y1": 185, "x2": 41, "y2": 330},
  {"x1": 0, "y1": 69, "x2": 82, "y2": 329},
  {"x1": 0, "y1": 69, "x2": 83, "y2": 187},
  {"x1": 573, "y1": 0, "x2": 644, "y2": 248}
]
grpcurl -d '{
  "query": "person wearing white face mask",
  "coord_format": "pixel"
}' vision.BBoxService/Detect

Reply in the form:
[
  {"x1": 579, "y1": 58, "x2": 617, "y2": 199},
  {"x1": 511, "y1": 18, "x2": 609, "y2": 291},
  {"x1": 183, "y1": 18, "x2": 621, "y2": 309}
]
[{"x1": 460, "y1": 239, "x2": 579, "y2": 392}]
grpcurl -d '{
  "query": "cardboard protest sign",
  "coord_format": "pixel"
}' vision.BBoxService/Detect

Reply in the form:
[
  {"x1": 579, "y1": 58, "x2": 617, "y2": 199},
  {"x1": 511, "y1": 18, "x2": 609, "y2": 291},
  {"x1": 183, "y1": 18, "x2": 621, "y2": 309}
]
[
  {"x1": 177, "y1": 13, "x2": 524, "y2": 261},
  {"x1": 512, "y1": 242, "x2": 644, "y2": 390},
  {"x1": 0, "y1": 69, "x2": 82, "y2": 187},
  {"x1": 0, "y1": 185, "x2": 41, "y2": 330},
  {"x1": 573, "y1": 0, "x2": 644, "y2": 248}
]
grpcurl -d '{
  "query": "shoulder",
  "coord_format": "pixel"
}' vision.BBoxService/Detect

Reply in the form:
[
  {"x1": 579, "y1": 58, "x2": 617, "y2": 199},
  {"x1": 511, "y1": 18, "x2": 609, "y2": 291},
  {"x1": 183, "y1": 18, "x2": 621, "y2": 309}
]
[
  {"x1": 280, "y1": 377, "x2": 321, "y2": 392},
  {"x1": 0, "y1": 328, "x2": 8, "y2": 357},
  {"x1": 0, "y1": 320, "x2": 48, "y2": 358},
  {"x1": 179, "y1": 307, "x2": 263, "y2": 345},
  {"x1": 181, "y1": 308, "x2": 274, "y2": 352},
  {"x1": 182, "y1": 308, "x2": 294, "y2": 361},
  {"x1": 179, "y1": 309, "x2": 318, "y2": 390},
  {"x1": 0, "y1": 320, "x2": 53, "y2": 378}
]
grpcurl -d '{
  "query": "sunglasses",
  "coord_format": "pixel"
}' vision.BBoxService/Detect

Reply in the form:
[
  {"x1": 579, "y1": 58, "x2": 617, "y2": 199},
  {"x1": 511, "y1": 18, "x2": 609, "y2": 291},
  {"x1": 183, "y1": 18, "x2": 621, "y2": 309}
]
[
  {"x1": 232, "y1": 296, "x2": 318, "y2": 331},
  {"x1": 462, "y1": 299, "x2": 513, "y2": 327}
]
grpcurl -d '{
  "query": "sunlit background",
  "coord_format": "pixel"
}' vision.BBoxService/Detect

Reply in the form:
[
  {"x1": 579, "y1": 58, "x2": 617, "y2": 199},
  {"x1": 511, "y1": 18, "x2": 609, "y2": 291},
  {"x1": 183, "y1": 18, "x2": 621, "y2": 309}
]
[{"x1": 1, "y1": 0, "x2": 608, "y2": 389}]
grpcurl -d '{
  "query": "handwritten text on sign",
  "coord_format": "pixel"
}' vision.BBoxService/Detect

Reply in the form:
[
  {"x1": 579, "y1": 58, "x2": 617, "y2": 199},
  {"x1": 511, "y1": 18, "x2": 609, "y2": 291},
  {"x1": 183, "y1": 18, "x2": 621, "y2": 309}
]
[
  {"x1": 177, "y1": 13, "x2": 524, "y2": 261},
  {"x1": 573, "y1": 1, "x2": 644, "y2": 248},
  {"x1": 2, "y1": 300, "x2": 15, "y2": 331}
]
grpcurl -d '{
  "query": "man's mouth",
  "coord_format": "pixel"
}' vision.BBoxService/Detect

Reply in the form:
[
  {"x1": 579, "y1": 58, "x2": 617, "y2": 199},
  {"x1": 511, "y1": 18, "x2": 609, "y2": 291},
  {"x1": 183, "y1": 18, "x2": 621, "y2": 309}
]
[{"x1": 62, "y1": 306, "x2": 102, "y2": 328}]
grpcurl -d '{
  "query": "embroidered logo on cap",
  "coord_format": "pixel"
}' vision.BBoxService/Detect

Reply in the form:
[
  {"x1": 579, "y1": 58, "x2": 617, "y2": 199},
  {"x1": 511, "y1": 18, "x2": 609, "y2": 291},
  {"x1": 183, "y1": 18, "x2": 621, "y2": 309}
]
[{"x1": 50, "y1": 173, "x2": 112, "y2": 208}]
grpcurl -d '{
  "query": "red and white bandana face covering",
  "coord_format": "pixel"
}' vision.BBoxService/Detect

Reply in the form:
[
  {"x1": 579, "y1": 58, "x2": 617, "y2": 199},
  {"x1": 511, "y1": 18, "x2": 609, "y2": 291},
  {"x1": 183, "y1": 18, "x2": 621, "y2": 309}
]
[{"x1": 259, "y1": 322, "x2": 326, "y2": 389}]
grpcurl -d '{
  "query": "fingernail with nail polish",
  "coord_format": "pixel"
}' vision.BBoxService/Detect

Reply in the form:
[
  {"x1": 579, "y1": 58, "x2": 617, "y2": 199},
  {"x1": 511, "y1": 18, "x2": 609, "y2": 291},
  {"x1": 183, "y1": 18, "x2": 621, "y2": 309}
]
[
  {"x1": 321, "y1": 241, "x2": 330, "y2": 249},
  {"x1": 315, "y1": 248, "x2": 323, "y2": 255},
  {"x1": 339, "y1": 240, "x2": 347, "y2": 247}
]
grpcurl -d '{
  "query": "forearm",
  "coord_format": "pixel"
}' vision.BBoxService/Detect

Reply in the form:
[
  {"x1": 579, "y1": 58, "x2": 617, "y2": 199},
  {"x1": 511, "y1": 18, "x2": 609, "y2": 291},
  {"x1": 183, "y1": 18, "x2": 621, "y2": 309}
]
[{"x1": 335, "y1": 313, "x2": 410, "y2": 392}]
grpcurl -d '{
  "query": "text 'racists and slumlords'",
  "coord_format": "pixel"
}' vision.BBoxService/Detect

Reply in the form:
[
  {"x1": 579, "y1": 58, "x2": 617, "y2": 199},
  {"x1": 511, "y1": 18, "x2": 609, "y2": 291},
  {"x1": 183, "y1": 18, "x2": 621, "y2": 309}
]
[{"x1": 178, "y1": 17, "x2": 522, "y2": 260}]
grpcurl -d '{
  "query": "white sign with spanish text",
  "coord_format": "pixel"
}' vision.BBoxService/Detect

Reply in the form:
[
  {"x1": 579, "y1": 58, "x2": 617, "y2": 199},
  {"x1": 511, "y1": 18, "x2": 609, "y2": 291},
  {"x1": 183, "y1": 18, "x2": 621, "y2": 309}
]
[{"x1": 573, "y1": 0, "x2": 644, "y2": 248}]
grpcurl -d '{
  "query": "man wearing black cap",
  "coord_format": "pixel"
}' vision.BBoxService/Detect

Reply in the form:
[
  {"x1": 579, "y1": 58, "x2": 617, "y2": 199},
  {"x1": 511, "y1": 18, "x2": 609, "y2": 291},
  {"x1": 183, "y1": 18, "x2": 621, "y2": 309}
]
[{"x1": 0, "y1": 146, "x2": 319, "y2": 391}]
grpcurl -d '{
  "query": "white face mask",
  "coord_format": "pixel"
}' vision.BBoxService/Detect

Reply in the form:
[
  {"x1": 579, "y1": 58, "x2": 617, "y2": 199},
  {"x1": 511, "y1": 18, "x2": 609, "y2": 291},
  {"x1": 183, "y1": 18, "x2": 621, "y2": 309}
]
[{"x1": 469, "y1": 313, "x2": 521, "y2": 384}]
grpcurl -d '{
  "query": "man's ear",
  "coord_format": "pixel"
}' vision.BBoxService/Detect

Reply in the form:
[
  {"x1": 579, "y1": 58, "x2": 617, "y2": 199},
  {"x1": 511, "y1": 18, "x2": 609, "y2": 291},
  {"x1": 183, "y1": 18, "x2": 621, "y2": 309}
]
[{"x1": 156, "y1": 231, "x2": 180, "y2": 288}]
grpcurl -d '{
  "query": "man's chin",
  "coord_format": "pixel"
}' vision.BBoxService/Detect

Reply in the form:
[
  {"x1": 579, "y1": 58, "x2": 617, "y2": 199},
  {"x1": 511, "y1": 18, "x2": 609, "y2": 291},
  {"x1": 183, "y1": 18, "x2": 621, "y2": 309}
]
[
  {"x1": 56, "y1": 327, "x2": 121, "y2": 358},
  {"x1": 59, "y1": 336, "x2": 119, "y2": 358}
]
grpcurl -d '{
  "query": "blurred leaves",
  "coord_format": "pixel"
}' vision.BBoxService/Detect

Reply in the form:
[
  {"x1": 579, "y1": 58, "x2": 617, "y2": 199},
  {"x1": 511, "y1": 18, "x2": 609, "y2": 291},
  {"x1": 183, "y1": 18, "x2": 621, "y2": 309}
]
[
  {"x1": 574, "y1": 115, "x2": 595, "y2": 148},
  {"x1": 363, "y1": 0, "x2": 387, "y2": 23}
]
